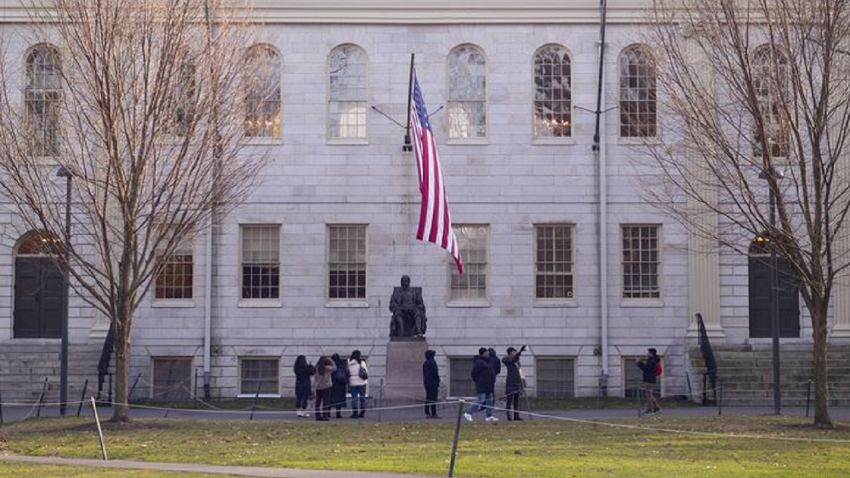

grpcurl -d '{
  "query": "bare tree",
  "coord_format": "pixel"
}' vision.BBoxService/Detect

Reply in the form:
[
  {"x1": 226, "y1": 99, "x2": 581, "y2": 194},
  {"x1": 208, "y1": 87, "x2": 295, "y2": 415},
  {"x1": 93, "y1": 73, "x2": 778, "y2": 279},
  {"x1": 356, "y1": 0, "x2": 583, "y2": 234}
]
[
  {"x1": 0, "y1": 0, "x2": 266, "y2": 422},
  {"x1": 640, "y1": 0, "x2": 850, "y2": 426}
]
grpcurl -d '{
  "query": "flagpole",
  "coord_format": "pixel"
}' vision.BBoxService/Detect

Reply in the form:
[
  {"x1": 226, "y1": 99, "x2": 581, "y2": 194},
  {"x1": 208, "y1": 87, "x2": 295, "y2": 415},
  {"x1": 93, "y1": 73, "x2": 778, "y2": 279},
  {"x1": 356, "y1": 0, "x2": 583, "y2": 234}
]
[{"x1": 403, "y1": 53, "x2": 415, "y2": 152}]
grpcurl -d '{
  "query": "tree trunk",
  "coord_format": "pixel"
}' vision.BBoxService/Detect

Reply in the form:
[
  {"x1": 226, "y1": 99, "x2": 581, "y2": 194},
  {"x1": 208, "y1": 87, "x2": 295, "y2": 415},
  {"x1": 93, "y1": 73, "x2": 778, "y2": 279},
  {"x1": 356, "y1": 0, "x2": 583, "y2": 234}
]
[
  {"x1": 811, "y1": 302, "x2": 833, "y2": 427},
  {"x1": 111, "y1": 316, "x2": 131, "y2": 422}
]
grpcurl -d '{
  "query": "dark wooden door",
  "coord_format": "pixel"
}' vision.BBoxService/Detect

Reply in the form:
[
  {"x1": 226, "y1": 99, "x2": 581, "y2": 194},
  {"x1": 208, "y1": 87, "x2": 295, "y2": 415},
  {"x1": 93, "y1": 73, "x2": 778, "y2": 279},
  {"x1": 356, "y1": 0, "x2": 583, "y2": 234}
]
[
  {"x1": 748, "y1": 256, "x2": 801, "y2": 338},
  {"x1": 14, "y1": 257, "x2": 62, "y2": 338}
]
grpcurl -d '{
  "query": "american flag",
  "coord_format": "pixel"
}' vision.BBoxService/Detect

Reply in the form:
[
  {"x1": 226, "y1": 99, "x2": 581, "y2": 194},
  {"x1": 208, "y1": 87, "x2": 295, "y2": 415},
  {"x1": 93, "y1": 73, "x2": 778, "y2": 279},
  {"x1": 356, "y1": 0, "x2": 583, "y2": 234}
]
[{"x1": 410, "y1": 71, "x2": 463, "y2": 274}]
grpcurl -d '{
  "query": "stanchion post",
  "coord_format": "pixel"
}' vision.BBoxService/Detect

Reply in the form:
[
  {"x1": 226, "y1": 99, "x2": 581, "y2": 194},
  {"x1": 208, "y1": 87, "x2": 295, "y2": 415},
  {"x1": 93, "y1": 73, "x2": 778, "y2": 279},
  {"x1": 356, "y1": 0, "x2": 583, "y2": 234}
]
[
  {"x1": 702, "y1": 373, "x2": 708, "y2": 406},
  {"x1": 378, "y1": 378, "x2": 384, "y2": 423},
  {"x1": 685, "y1": 372, "x2": 693, "y2": 402},
  {"x1": 448, "y1": 400, "x2": 465, "y2": 478},
  {"x1": 36, "y1": 377, "x2": 48, "y2": 417},
  {"x1": 250, "y1": 382, "x2": 262, "y2": 421},
  {"x1": 90, "y1": 397, "x2": 108, "y2": 460},
  {"x1": 717, "y1": 380, "x2": 723, "y2": 417},
  {"x1": 0, "y1": 384, "x2": 4, "y2": 426},
  {"x1": 805, "y1": 380, "x2": 812, "y2": 418},
  {"x1": 107, "y1": 373, "x2": 113, "y2": 406},
  {"x1": 128, "y1": 373, "x2": 142, "y2": 401},
  {"x1": 77, "y1": 379, "x2": 89, "y2": 417}
]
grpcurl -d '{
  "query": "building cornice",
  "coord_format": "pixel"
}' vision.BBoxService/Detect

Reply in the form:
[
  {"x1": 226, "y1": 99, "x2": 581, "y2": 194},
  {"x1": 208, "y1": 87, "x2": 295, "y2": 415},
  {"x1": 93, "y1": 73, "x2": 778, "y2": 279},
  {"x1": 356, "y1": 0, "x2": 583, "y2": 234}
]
[{"x1": 0, "y1": 0, "x2": 651, "y2": 24}]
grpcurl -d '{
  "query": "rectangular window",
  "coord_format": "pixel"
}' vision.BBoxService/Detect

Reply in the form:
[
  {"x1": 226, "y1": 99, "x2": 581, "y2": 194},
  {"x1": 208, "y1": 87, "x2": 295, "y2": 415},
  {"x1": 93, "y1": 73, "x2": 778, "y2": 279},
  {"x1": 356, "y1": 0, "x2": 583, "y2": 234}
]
[
  {"x1": 240, "y1": 358, "x2": 279, "y2": 395},
  {"x1": 535, "y1": 225, "x2": 574, "y2": 300},
  {"x1": 152, "y1": 358, "x2": 192, "y2": 401},
  {"x1": 536, "y1": 358, "x2": 575, "y2": 399},
  {"x1": 154, "y1": 234, "x2": 194, "y2": 301},
  {"x1": 449, "y1": 357, "x2": 476, "y2": 397},
  {"x1": 241, "y1": 225, "x2": 280, "y2": 300},
  {"x1": 623, "y1": 356, "x2": 662, "y2": 400},
  {"x1": 328, "y1": 225, "x2": 367, "y2": 300},
  {"x1": 449, "y1": 225, "x2": 489, "y2": 302},
  {"x1": 622, "y1": 225, "x2": 660, "y2": 299}
]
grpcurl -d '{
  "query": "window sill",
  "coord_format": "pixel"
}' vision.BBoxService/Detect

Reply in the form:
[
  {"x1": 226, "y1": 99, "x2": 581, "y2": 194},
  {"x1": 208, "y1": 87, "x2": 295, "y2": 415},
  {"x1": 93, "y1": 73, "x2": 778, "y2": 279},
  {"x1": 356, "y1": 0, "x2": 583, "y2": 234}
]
[
  {"x1": 445, "y1": 138, "x2": 489, "y2": 146},
  {"x1": 534, "y1": 299, "x2": 578, "y2": 308},
  {"x1": 447, "y1": 300, "x2": 491, "y2": 308},
  {"x1": 327, "y1": 138, "x2": 369, "y2": 146},
  {"x1": 620, "y1": 298, "x2": 664, "y2": 308},
  {"x1": 326, "y1": 301, "x2": 369, "y2": 308},
  {"x1": 617, "y1": 136, "x2": 661, "y2": 146},
  {"x1": 236, "y1": 393, "x2": 281, "y2": 399},
  {"x1": 533, "y1": 138, "x2": 576, "y2": 146},
  {"x1": 241, "y1": 137, "x2": 282, "y2": 146},
  {"x1": 151, "y1": 300, "x2": 196, "y2": 308},
  {"x1": 238, "y1": 300, "x2": 282, "y2": 308}
]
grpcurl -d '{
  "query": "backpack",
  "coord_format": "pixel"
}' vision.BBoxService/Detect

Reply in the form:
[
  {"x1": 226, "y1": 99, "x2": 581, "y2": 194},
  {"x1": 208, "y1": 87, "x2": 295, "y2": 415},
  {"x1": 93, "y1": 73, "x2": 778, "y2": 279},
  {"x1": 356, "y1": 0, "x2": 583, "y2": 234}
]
[
  {"x1": 332, "y1": 366, "x2": 348, "y2": 385},
  {"x1": 655, "y1": 361, "x2": 663, "y2": 377}
]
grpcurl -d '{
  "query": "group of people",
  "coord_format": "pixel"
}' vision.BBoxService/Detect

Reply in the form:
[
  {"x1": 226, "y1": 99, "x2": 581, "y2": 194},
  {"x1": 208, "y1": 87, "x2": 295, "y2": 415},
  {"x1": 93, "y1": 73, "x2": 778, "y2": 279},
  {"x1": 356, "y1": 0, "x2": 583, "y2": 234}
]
[
  {"x1": 293, "y1": 350, "x2": 369, "y2": 421},
  {"x1": 458, "y1": 346, "x2": 528, "y2": 422}
]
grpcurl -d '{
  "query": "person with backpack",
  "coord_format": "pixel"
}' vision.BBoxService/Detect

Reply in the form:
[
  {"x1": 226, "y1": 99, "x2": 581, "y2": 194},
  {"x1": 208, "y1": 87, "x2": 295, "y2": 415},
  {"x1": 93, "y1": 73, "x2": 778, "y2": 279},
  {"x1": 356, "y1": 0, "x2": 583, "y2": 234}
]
[
  {"x1": 502, "y1": 345, "x2": 526, "y2": 421},
  {"x1": 422, "y1": 350, "x2": 440, "y2": 419},
  {"x1": 313, "y1": 355, "x2": 337, "y2": 421},
  {"x1": 293, "y1": 355, "x2": 315, "y2": 418},
  {"x1": 636, "y1": 348, "x2": 662, "y2": 415},
  {"x1": 464, "y1": 348, "x2": 498, "y2": 422},
  {"x1": 330, "y1": 353, "x2": 350, "y2": 419},
  {"x1": 348, "y1": 350, "x2": 369, "y2": 418}
]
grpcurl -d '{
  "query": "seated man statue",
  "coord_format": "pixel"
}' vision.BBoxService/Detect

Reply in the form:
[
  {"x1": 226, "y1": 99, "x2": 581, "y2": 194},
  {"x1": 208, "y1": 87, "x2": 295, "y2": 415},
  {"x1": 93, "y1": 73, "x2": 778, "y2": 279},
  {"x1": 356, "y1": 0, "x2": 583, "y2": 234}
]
[{"x1": 389, "y1": 275, "x2": 427, "y2": 337}]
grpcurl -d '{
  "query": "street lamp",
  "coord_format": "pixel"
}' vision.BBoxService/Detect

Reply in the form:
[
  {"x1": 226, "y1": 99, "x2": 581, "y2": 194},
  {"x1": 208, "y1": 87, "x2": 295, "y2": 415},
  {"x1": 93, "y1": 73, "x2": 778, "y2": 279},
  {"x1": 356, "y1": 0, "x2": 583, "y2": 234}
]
[
  {"x1": 56, "y1": 166, "x2": 72, "y2": 416},
  {"x1": 759, "y1": 166, "x2": 785, "y2": 416}
]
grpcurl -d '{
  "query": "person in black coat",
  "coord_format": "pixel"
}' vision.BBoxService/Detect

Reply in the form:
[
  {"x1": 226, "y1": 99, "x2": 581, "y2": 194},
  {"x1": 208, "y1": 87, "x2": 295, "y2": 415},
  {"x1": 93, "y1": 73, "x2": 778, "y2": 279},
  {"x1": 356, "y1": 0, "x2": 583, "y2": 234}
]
[
  {"x1": 464, "y1": 348, "x2": 498, "y2": 422},
  {"x1": 488, "y1": 347, "x2": 501, "y2": 377},
  {"x1": 636, "y1": 348, "x2": 661, "y2": 414},
  {"x1": 422, "y1": 350, "x2": 440, "y2": 418},
  {"x1": 502, "y1": 345, "x2": 526, "y2": 421},
  {"x1": 293, "y1": 355, "x2": 315, "y2": 418},
  {"x1": 330, "y1": 353, "x2": 350, "y2": 419}
]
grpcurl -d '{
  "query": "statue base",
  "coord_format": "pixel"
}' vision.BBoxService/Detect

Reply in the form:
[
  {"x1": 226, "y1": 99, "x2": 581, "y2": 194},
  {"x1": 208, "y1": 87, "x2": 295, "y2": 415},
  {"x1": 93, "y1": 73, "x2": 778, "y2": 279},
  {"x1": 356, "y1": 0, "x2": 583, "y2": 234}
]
[{"x1": 383, "y1": 338, "x2": 429, "y2": 403}]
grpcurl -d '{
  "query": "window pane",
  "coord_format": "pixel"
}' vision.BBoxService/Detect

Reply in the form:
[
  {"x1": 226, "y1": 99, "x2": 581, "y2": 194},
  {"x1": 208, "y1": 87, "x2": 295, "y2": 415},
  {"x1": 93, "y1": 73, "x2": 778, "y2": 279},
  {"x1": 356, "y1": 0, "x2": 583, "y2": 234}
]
[
  {"x1": 26, "y1": 45, "x2": 62, "y2": 157},
  {"x1": 621, "y1": 226, "x2": 660, "y2": 299},
  {"x1": 449, "y1": 357, "x2": 476, "y2": 397},
  {"x1": 536, "y1": 358, "x2": 575, "y2": 399},
  {"x1": 448, "y1": 45, "x2": 486, "y2": 139},
  {"x1": 752, "y1": 46, "x2": 789, "y2": 157},
  {"x1": 450, "y1": 225, "x2": 488, "y2": 301},
  {"x1": 619, "y1": 46, "x2": 656, "y2": 138},
  {"x1": 240, "y1": 358, "x2": 279, "y2": 394},
  {"x1": 245, "y1": 44, "x2": 281, "y2": 138},
  {"x1": 328, "y1": 225, "x2": 367, "y2": 300},
  {"x1": 329, "y1": 45, "x2": 368, "y2": 139},
  {"x1": 241, "y1": 226, "x2": 280, "y2": 300},
  {"x1": 534, "y1": 45, "x2": 572, "y2": 138},
  {"x1": 535, "y1": 225, "x2": 574, "y2": 299},
  {"x1": 152, "y1": 358, "x2": 192, "y2": 401}
]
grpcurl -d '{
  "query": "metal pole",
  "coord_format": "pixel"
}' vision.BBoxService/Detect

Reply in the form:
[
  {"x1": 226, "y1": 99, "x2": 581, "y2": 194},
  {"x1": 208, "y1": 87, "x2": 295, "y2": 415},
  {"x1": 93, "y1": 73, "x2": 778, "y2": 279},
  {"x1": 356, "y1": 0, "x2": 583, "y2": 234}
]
[
  {"x1": 448, "y1": 400, "x2": 465, "y2": 477},
  {"x1": 0, "y1": 384, "x2": 4, "y2": 425},
  {"x1": 806, "y1": 379, "x2": 812, "y2": 418},
  {"x1": 718, "y1": 380, "x2": 723, "y2": 417},
  {"x1": 60, "y1": 173, "x2": 71, "y2": 416},
  {"x1": 90, "y1": 397, "x2": 108, "y2": 460},
  {"x1": 378, "y1": 378, "x2": 384, "y2": 423},
  {"x1": 250, "y1": 382, "x2": 261, "y2": 421},
  {"x1": 36, "y1": 377, "x2": 49, "y2": 417},
  {"x1": 128, "y1": 373, "x2": 142, "y2": 401},
  {"x1": 403, "y1": 53, "x2": 415, "y2": 151},
  {"x1": 769, "y1": 187, "x2": 781, "y2": 415},
  {"x1": 685, "y1": 372, "x2": 694, "y2": 402},
  {"x1": 77, "y1": 379, "x2": 89, "y2": 417}
]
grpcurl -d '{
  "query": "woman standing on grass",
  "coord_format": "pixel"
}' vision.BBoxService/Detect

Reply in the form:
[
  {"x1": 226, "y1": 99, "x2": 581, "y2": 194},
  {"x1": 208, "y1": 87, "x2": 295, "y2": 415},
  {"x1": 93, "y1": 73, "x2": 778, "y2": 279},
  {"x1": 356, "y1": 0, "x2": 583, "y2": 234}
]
[
  {"x1": 314, "y1": 356, "x2": 337, "y2": 421},
  {"x1": 348, "y1": 350, "x2": 369, "y2": 418},
  {"x1": 330, "y1": 353, "x2": 350, "y2": 419},
  {"x1": 293, "y1": 355, "x2": 315, "y2": 418}
]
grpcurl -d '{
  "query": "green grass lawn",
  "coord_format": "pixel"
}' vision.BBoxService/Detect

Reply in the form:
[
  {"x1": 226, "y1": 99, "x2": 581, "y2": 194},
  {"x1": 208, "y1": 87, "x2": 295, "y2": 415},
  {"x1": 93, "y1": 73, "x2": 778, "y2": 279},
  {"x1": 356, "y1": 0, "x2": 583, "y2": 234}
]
[
  {"x1": 0, "y1": 461, "x2": 227, "y2": 477},
  {"x1": 2, "y1": 416, "x2": 850, "y2": 478}
]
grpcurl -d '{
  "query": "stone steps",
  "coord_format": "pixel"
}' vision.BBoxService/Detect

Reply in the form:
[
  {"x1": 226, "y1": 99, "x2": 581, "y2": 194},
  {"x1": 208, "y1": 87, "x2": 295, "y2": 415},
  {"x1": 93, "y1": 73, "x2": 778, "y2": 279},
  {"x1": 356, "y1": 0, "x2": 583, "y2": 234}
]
[{"x1": 689, "y1": 345, "x2": 850, "y2": 406}]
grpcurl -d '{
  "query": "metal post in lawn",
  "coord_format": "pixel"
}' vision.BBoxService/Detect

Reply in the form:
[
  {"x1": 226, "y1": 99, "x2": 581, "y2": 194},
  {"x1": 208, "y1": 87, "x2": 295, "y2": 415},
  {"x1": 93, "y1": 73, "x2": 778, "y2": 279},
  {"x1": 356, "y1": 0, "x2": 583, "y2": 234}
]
[
  {"x1": 90, "y1": 397, "x2": 108, "y2": 460},
  {"x1": 128, "y1": 373, "x2": 142, "y2": 401},
  {"x1": 448, "y1": 400, "x2": 465, "y2": 477},
  {"x1": 0, "y1": 384, "x2": 4, "y2": 425},
  {"x1": 806, "y1": 380, "x2": 812, "y2": 418},
  {"x1": 717, "y1": 380, "x2": 723, "y2": 417},
  {"x1": 521, "y1": 387, "x2": 533, "y2": 421},
  {"x1": 36, "y1": 377, "x2": 49, "y2": 417},
  {"x1": 685, "y1": 372, "x2": 694, "y2": 402},
  {"x1": 106, "y1": 373, "x2": 113, "y2": 407},
  {"x1": 702, "y1": 373, "x2": 708, "y2": 406},
  {"x1": 77, "y1": 379, "x2": 89, "y2": 417},
  {"x1": 250, "y1": 382, "x2": 262, "y2": 421},
  {"x1": 378, "y1": 378, "x2": 384, "y2": 423}
]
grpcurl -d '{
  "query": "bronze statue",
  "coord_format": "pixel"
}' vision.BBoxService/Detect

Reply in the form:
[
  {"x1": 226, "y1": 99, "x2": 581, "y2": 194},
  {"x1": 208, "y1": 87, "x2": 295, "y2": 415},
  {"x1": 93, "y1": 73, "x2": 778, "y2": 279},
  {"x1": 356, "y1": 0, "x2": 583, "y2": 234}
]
[{"x1": 389, "y1": 275, "x2": 427, "y2": 337}]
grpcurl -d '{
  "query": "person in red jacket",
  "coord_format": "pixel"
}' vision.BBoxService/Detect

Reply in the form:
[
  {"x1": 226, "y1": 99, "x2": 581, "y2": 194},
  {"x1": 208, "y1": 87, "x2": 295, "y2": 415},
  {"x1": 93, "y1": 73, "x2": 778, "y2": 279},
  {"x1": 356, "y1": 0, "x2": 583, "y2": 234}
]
[{"x1": 635, "y1": 348, "x2": 661, "y2": 415}]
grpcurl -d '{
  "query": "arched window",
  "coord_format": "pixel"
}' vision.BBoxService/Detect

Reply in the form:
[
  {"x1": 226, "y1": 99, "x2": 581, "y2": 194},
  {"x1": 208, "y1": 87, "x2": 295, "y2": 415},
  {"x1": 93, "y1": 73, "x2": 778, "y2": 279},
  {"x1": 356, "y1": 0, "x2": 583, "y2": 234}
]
[
  {"x1": 244, "y1": 44, "x2": 281, "y2": 138},
  {"x1": 619, "y1": 45, "x2": 657, "y2": 138},
  {"x1": 533, "y1": 44, "x2": 572, "y2": 138},
  {"x1": 328, "y1": 44, "x2": 368, "y2": 140},
  {"x1": 752, "y1": 46, "x2": 789, "y2": 157},
  {"x1": 14, "y1": 231, "x2": 62, "y2": 338},
  {"x1": 25, "y1": 44, "x2": 62, "y2": 156},
  {"x1": 447, "y1": 44, "x2": 486, "y2": 139}
]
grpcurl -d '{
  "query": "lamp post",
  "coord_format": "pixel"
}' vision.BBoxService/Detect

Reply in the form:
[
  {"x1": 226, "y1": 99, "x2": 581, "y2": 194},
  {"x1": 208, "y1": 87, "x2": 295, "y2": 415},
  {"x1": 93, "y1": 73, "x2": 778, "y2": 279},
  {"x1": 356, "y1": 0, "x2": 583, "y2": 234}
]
[
  {"x1": 56, "y1": 166, "x2": 72, "y2": 416},
  {"x1": 759, "y1": 167, "x2": 784, "y2": 416}
]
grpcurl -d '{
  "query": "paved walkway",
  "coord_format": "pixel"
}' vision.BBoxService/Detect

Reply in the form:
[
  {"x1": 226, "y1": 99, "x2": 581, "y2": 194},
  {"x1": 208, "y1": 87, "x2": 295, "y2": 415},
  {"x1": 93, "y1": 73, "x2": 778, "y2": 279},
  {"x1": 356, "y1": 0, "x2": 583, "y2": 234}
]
[{"x1": 0, "y1": 454, "x2": 441, "y2": 478}]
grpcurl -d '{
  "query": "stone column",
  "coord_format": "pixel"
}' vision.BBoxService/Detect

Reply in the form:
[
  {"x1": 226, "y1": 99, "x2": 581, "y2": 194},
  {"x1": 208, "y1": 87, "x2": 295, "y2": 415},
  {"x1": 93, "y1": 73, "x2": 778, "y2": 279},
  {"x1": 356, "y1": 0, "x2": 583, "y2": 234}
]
[{"x1": 682, "y1": 30, "x2": 724, "y2": 339}]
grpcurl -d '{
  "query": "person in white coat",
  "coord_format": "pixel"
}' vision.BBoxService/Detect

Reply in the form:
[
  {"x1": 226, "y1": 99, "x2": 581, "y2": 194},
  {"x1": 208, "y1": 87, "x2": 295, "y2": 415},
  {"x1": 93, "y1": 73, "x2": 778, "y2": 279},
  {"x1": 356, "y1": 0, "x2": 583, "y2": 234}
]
[{"x1": 348, "y1": 350, "x2": 369, "y2": 418}]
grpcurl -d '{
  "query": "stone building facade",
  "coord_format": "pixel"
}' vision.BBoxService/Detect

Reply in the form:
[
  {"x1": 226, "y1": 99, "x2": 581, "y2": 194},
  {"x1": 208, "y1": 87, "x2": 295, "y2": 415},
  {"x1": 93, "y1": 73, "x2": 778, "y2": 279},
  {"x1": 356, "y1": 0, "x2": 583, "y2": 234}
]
[{"x1": 2, "y1": 0, "x2": 849, "y2": 403}]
